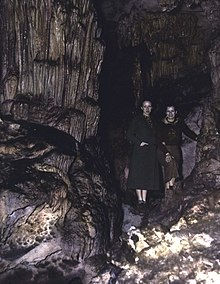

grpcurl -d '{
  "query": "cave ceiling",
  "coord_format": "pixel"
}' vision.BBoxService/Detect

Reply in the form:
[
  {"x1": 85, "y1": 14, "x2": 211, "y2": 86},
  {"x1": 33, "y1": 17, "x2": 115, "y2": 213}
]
[{"x1": 99, "y1": 0, "x2": 204, "y2": 21}]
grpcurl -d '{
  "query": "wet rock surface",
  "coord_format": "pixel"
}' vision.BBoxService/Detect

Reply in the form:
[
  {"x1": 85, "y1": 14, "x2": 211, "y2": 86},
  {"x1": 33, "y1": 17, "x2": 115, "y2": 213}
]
[{"x1": 0, "y1": 117, "x2": 122, "y2": 284}]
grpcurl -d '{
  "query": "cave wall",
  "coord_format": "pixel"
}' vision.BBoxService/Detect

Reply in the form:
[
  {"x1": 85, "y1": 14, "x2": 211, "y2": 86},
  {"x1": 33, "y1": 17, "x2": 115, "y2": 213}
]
[
  {"x1": 0, "y1": 0, "x2": 104, "y2": 142},
  {"x1": 0, "y1": 1, "x2": 123, "y2": 283},
  {"x1": 189, "y1": 0, "x2": 220, "y2": 189}
]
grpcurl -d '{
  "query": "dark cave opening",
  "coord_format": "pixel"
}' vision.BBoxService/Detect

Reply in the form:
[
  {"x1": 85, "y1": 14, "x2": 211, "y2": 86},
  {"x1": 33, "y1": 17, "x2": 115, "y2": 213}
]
[
  {"x1": 98, "y1": 45, "x2": 135, "y2": 128},
  {"x1": 98, "y1": 35, "x2": 212, "y2": 127}
]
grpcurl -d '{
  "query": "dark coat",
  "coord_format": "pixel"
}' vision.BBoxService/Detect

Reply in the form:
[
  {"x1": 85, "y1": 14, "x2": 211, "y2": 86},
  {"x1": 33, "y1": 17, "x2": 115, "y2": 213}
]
[
  {"x1": 157, "y1": 117, "x2": 198, "y2": 178},
  {"x1": 157, "y1": 117, "x2": 198, "y2": 146},
  {"x1": 126, "y1": 114, "x2": 164, "y2": 191}
]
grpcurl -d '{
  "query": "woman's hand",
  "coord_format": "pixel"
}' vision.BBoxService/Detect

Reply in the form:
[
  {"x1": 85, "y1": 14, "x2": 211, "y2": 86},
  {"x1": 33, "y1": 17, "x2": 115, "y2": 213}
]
[{"x1": 140, "y1": 142, "x2": 148, "y2": 147}]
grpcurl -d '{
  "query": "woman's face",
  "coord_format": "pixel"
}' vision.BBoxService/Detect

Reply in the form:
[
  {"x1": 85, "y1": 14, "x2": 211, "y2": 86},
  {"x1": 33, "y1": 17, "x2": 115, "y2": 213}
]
[
  {"x1": 141, "y1": 101, "x2": 152, "y2": 116},
  {"x1": 166, "y1": 106, "x2": 176, "y2": 120}
]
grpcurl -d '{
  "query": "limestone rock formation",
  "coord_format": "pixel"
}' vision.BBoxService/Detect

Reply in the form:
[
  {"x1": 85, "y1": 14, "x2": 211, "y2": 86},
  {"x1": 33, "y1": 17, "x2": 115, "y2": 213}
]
[{"x1": 0, "y1": 117, "x2": 122, "y2": 284}]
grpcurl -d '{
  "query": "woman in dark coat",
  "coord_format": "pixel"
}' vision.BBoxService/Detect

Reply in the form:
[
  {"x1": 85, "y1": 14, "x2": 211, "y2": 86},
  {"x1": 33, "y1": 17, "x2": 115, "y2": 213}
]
[
  {"x1": 127, "y1": 100, "x2": 169, "y2": 205},
  {"x1": 157, "y1": 105, "x2": 198, "y2": 189}
]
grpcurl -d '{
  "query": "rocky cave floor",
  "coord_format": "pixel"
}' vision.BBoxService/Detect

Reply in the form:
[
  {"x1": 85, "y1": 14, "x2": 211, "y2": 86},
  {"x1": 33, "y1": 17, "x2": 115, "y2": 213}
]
[
  {"x1": 99, "y1": 184, "x2": 220, "y2": 284},
  {"x1": 1, "y1": 181, "x2": 220, "y2": 284}
]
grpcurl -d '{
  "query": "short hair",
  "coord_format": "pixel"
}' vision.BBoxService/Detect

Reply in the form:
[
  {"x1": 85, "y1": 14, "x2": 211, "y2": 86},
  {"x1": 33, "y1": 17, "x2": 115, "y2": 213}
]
[
  {"x1": 166, "y1": 105, "x2": 177, "y2": 111},
  {"x1": 166, "y1": 105, "x2": 175, "y2": 108}
]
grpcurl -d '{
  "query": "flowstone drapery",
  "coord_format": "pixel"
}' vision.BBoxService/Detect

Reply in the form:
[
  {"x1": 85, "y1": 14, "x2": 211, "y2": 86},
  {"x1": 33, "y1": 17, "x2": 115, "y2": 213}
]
[{"x1": 0, "y1": 1, "x2": 122, "y2": 283}]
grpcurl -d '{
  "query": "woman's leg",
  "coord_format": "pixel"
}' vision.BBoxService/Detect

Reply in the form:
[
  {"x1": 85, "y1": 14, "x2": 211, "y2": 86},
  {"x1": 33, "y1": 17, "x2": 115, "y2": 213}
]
[
  {"x1": 165, "y1": 146, "x2": 179, "y2": 188},
  {"x1": 141, "y1": 190, "x2": 148, "y2": 203},
  {"x1": 136, "y1": 189, "x2": 142, "y2": 203},
  {"x1": 136, "y1": 189, "x2": 148, "y2": 204}
]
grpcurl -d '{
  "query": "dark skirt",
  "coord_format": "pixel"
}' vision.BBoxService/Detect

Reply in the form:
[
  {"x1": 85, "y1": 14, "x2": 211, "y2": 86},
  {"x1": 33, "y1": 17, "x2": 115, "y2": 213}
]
[{"x1": 127, "y1": 144, "x2": 162, "y2": 191}]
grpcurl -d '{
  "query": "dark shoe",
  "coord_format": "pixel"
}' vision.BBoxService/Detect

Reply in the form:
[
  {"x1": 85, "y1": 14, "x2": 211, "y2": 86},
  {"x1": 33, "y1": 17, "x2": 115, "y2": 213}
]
[{"x1": 138, "y1": 203, "x2": 147, "y2": 214}]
